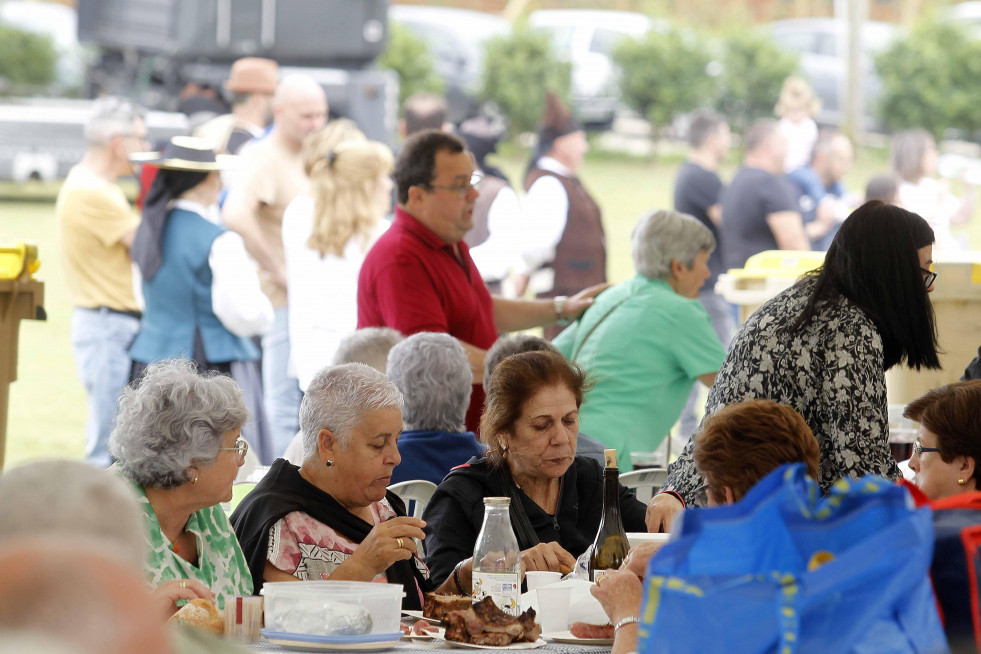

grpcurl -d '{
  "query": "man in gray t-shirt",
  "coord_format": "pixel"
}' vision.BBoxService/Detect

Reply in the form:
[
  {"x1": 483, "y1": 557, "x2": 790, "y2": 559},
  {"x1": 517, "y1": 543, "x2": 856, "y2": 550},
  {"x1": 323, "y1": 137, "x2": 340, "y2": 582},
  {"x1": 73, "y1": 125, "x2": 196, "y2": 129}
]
[{"x1": 720, "y1": 119, "x2": 808, "y2": 271}]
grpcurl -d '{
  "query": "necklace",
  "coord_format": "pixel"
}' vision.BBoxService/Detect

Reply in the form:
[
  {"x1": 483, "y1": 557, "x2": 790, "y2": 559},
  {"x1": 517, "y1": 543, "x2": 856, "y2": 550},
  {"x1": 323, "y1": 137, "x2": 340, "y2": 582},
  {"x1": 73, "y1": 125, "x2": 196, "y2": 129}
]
[{"x1": 168, "y1": 525, "x2": 190, "y2": 555}]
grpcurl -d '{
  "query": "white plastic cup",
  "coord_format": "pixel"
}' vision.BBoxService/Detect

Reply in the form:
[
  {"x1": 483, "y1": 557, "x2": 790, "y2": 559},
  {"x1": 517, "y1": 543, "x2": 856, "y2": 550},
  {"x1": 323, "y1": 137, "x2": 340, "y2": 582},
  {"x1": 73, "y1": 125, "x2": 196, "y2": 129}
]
[
  {"x1": 536, "y1": 586, "x2": 571, "y2": 634},
  {"x1": 525, "y1": 570, "x2": 561, "y2": 591}
]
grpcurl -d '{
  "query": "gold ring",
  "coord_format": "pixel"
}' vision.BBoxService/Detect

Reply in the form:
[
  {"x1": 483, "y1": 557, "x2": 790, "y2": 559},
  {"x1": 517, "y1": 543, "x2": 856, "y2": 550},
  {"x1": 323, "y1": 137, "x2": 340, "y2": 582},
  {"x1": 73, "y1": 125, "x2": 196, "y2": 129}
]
[
  {"x1": 396, "y1": 537, "x2": 404, "y2": 549},
  {"x1": 595, "y1": 575, "x2": 603, "y2": 587}
]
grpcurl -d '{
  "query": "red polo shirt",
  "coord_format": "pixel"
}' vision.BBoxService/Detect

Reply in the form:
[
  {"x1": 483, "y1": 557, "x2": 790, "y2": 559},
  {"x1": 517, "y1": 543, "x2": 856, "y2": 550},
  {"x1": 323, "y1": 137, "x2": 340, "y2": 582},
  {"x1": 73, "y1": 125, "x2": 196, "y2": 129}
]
[{"x1": 358, "y1": 207, "x2": 498, "y2": 432}]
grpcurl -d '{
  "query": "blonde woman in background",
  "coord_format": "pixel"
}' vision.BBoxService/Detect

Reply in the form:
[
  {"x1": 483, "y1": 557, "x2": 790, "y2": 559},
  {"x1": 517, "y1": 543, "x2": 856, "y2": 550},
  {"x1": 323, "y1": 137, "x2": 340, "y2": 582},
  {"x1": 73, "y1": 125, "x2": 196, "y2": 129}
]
[
  {"x1": 282, "y1": 120, "x2": 396, "y2": 392},
  {"x1": 891, "y1": 128, "x2": 976, "y2": 252},
  {"x1": 775, "y1": 76, "x2": 820, "y2": 173}
]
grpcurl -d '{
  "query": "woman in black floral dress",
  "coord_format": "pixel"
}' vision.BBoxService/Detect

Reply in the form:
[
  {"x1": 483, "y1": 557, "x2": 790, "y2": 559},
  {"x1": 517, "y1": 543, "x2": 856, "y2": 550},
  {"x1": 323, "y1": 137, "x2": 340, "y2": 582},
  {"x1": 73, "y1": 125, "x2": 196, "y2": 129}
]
[{"x1": 647, "y1": 201, "x2": 940, "y2": 530}]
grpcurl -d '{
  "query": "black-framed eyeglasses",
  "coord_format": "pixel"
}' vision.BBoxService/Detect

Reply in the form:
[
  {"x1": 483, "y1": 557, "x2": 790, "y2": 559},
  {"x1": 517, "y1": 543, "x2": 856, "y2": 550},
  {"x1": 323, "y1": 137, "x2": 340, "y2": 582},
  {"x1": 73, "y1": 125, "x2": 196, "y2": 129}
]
[
  {"x1": 218, "y1": 439, "x2": 249, "y2": 457},
  {"x1": 912, "y1": 442, "x2": 941, "y2": 456},
  {"x1": 421, "y1": 172, "x2": 483, "y2": 198},
  {"x1": 921, "y1": 268, "x2": 938, "y2": 287}
]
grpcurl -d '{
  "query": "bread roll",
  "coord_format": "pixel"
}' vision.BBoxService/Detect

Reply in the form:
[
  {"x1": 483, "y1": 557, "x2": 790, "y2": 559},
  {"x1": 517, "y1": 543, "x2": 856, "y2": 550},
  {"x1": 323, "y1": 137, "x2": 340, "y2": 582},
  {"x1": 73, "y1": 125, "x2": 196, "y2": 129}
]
[{"x1": 168, "y1": 598, "x2": 223, "y2": 635}]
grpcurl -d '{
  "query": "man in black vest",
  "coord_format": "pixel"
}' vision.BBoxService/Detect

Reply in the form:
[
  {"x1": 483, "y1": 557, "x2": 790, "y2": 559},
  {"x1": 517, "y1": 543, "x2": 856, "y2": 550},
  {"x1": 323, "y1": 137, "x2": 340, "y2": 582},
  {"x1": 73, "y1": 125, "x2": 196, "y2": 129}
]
[{"x1": 523, "y1": 92, "x2": 607, "y2": 339}]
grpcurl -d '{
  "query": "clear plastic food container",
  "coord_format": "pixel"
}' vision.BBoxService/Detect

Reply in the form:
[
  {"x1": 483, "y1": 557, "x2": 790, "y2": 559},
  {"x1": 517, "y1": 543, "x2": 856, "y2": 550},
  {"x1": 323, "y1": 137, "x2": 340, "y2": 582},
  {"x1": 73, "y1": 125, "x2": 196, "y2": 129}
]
[{"x1": 262, "y1": 581, "x2": 404, "y2": 637}]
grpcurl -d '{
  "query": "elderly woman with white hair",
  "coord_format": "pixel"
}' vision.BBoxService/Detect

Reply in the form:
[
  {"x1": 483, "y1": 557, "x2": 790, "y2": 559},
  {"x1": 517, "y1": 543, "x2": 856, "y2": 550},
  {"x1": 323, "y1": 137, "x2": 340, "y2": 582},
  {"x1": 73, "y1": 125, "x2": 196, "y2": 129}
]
[
  {"x1": 387, "y1": 332, "x2": 484, "y2": 485},
  {"x1": 230, "y1": 363, "x2": 467, "y2": 606},
  {"x1": 554, "y1": 209, "x2": 726, "y2": 471},
  {"x1": 109, "y1": 359, "x2": 254, "y2": 609}
]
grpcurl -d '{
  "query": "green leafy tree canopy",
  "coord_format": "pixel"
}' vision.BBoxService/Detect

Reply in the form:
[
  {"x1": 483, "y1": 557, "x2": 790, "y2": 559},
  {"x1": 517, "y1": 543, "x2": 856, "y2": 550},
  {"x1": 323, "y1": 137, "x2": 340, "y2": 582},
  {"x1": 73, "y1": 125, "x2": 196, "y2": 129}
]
[
  {"x1": 0, "y1": 23, "x2": 56, "y2": 91},
  {"x1": 713, "y1": 30, "x2": 798, "y2": 134},
  {"x1": 613, "y1": 26, "x2": 713, "y2": 136},
  {"x1": 876, "y1": 18, "x2": 981, "y2": 140},
  {"x1": 377, "y1": 22, "x2": 445, "y2": 105},
  {"x1": 480, "y1": 21, "x2": 571, "y2": 135}
]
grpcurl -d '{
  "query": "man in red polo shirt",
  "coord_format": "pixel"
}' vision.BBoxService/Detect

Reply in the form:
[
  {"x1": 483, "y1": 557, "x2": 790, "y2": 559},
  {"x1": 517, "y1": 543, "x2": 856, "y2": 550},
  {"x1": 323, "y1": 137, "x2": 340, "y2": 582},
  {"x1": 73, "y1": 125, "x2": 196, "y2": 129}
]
[{"x1": 358, "y1": 130, "x2": 603, "y2": 432}]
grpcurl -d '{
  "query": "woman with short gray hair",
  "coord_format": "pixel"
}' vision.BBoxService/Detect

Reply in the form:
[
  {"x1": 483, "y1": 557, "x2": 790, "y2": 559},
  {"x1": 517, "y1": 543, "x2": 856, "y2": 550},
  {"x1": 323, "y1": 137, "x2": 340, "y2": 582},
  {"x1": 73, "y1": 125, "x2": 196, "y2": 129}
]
[
  {"x1": 553, "y1": 209, "x2": 727, "y2": 470},
  {"x1": 231, "y1": 363, "x2": 471, "y2": 606},
  {"x1": 109, "y1": 359, "x2": 254, "y2": 609},
  {"x1": 386, "y1": 332, "x2": 484, "y2": 485}
]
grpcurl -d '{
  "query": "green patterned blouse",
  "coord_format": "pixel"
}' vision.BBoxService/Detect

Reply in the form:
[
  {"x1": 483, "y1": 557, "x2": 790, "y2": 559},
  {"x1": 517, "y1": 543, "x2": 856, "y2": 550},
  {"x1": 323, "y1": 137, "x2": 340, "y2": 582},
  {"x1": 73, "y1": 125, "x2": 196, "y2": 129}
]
[{"x1": 129, "y1": 478, "x2": 253, "y2": 609}]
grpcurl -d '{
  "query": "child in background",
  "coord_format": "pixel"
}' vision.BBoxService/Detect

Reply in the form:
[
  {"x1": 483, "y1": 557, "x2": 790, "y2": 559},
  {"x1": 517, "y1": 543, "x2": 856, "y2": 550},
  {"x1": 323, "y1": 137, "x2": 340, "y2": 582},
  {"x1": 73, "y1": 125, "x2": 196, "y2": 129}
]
[{"x1": 775, "y1": 76, "x2": 820, "y2": 173}]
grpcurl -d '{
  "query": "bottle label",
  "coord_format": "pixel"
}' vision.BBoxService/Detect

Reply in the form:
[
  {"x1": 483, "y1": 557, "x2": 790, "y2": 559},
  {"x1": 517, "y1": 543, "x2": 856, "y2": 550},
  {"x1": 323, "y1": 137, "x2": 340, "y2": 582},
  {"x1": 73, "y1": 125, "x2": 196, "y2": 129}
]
[
  {"x1": 591, "y1": 569, "x2": 608, "y2": 584},
  {"x1": 472, "y1": 572, "x2": 520, "y2": 616}
]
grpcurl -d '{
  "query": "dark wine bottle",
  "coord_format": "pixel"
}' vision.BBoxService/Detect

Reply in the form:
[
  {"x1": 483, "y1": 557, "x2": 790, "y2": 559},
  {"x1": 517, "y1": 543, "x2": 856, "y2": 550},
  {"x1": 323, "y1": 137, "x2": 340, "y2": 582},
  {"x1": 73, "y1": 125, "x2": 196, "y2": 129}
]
[{"x1": 588, "y1": 448, "x2": 629, "y2": 582}]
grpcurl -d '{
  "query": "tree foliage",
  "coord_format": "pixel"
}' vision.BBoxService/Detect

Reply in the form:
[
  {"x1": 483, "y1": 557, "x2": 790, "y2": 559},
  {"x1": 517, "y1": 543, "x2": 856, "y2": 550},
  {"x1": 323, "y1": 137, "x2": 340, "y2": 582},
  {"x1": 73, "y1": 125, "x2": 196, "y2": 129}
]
[
  {"x1": 713, "y1": 30, "x2": 798, "y2": 134},
  {"x1": 876, "y1": 18, "x2": 981, "y2": 140},
  {"x1": 613, "y1": 26, "x2": 713, "y2": 136},
  {"x1": 0, "y1": 23, "x2": 56, "y2": 90},
  {"x1": 377, "y1": 22, "x2": 445, "y2": 105},
  {"x1": 480, "y1": 22, "x2": 571, "y2": 135}
]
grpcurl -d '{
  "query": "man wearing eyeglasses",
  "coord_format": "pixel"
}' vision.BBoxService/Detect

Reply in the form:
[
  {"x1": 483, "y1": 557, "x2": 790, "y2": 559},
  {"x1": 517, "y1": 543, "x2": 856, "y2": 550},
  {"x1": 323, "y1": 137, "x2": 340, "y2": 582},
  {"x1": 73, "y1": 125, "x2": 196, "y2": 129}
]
[
  {"x1": 56, "y1": 97, "x2": 149, "y2": 468},
  {"x1": 358, "y1": 130, "x2": 605, "y2": 433}
]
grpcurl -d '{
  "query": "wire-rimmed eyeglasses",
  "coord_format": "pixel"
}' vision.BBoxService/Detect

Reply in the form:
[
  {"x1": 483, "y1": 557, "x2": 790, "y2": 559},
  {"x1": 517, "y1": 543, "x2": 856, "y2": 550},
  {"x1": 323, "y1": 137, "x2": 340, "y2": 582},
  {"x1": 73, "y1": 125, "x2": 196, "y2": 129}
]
[
  {"x1": 218, "y1": 439, "x2": 249, "y2": 457},
  {"x1": 422, "y1": 171, "x2": 483, "y2": 198}
]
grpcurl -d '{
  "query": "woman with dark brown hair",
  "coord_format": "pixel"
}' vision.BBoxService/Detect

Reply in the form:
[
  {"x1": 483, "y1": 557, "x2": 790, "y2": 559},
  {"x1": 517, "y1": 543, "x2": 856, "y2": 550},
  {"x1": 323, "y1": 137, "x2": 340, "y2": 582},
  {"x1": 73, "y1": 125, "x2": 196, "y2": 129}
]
[
  {"x1": 421, "y1": 350, "x2": 648, "y2": 587},
  {"x1": 904, "y1": 380, "x2": 981, "y2": 501}
]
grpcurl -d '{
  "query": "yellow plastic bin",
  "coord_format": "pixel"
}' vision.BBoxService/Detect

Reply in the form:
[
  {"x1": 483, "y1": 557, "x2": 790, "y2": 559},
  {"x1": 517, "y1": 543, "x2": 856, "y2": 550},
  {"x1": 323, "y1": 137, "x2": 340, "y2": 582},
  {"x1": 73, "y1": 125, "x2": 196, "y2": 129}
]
[
  {"x1": 0, "y1": 243, "x2": 45, "y2": 469},
  {"x1": 715, "y1": 250, "x2": 824, "y2": 324}
]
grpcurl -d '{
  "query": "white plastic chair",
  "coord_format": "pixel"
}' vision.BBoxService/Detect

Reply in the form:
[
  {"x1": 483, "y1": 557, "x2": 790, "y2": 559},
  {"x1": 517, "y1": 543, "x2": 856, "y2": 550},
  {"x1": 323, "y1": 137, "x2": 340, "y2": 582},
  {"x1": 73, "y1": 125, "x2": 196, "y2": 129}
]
[
  {"x1": 388, "y1": 480, "x2": 437, "y2": 518},
  {"x1": 620, "y1": 468, "x2": 669, "y2": 503},
  {"x1": 388, "y1": 480, "x2": 438, "y2": 556}
]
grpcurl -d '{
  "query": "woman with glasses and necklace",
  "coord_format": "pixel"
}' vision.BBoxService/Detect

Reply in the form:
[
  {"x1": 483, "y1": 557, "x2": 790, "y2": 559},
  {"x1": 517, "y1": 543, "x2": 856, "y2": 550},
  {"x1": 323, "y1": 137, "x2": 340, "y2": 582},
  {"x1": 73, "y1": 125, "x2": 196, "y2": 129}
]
[
  {"x1": 110, "y1": 359, "x2": 254, "y2": 610},
  {"x1": 647, "y1": 201, "x2": 941, "y2": 531}
]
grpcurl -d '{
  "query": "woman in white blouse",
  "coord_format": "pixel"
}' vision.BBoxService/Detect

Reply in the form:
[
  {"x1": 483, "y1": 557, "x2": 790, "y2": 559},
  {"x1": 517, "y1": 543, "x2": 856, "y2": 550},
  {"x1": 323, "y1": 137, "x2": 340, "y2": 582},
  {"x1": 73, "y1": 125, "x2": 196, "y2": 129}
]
[{"x1": 282, "y1": 123, "x2": 395, "y2": 392}]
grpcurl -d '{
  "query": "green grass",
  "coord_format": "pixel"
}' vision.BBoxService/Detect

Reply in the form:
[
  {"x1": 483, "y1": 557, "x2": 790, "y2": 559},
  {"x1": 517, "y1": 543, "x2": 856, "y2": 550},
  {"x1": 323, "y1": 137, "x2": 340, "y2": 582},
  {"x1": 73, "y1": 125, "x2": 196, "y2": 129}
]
[{"x1": 3, "y1": 145, "x2": 979, "y2": 468}]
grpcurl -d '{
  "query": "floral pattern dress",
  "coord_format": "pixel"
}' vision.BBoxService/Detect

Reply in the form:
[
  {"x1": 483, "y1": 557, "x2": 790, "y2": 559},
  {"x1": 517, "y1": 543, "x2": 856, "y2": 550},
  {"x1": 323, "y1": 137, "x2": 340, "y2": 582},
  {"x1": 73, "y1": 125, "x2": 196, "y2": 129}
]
[
  {"x1": 130, "y1": 479, "x2": 253, "y2": 609},
  {"x1": 663, "y1": 276, "x2": 901, "y2": 505}
]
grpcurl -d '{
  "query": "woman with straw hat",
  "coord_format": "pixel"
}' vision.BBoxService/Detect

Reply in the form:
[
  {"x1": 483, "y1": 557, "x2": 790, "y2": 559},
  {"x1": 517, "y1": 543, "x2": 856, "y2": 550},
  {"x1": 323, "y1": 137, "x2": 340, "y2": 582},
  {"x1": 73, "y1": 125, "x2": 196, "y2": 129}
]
[{"x1": 129, "y1": 136, "x2": 273, "y2": 381}]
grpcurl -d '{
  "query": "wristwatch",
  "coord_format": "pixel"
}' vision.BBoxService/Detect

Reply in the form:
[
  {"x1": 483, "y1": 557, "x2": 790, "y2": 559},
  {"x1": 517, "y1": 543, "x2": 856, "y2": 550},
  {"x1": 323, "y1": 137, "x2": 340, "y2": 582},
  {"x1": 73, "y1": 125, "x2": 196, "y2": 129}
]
[{"x1": 553, "y1": 295, "x2": 570, "y2": 325}]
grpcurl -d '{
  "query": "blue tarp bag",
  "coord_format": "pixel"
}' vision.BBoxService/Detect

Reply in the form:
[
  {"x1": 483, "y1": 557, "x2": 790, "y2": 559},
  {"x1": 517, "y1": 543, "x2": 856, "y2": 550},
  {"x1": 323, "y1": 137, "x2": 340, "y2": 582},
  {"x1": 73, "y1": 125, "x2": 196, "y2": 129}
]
[{"x1": 637, "y1": 464, "x2": 949, "y2": 654}]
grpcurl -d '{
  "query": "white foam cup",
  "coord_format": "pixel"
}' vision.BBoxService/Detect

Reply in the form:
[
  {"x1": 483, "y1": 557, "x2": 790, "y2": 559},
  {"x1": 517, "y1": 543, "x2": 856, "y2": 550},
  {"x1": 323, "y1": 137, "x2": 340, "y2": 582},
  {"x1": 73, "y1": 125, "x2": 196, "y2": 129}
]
[{"x1": 536, "y1": 585, "x2": 571, "y2": 634}]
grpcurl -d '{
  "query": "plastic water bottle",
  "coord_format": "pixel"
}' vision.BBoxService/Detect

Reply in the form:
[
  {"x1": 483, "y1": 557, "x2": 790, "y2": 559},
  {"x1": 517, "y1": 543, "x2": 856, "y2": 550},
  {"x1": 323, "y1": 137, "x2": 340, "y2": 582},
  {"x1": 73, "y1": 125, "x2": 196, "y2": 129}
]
[{"x1": 472, "y1": 497, "x2": 521, "y2": 615}]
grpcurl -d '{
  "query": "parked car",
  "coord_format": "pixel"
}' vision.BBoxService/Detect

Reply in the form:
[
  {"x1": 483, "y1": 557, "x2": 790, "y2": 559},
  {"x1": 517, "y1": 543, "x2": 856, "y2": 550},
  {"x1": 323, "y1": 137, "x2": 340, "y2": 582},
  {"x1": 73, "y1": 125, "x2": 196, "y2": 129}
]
[
  {"x1": 767, "y1": 18, "x2": 897, "y2": 131},
  {"x1": 388, "y1": 4, "x2": 510, "y2": 125},
  {"x1": 527, "y1": 9, "x2": 664, "y2": 130}
]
